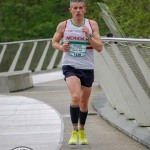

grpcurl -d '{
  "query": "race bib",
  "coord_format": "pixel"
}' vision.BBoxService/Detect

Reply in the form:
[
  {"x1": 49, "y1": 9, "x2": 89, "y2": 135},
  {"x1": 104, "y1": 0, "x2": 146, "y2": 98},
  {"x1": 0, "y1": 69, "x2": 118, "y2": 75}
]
[{"x1": 69, "y1": 43, "x2": 86, "y2": 57}]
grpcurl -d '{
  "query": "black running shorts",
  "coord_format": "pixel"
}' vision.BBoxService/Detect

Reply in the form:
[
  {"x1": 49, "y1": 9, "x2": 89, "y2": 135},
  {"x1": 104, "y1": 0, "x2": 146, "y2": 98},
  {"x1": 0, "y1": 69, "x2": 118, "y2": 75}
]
[{"x1": 62, "y1": 65, "x2": 94, "y2": 87}]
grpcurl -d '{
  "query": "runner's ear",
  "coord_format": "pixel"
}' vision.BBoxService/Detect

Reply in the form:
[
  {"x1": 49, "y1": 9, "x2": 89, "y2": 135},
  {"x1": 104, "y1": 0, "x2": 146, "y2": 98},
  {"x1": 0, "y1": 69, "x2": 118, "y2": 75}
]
[
  {"x1": 69, "y1": 7, "x2": 72, "y2": 13},
  {"x1": 84, "y1": 7, "x2": 87, "y2": 13}
]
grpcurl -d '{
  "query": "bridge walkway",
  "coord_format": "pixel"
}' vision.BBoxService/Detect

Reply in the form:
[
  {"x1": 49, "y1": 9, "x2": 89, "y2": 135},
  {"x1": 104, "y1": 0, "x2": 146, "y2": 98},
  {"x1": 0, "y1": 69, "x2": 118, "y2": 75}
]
[{"x1": 0, "y1": 71, "x2": 149, "y2": 150}]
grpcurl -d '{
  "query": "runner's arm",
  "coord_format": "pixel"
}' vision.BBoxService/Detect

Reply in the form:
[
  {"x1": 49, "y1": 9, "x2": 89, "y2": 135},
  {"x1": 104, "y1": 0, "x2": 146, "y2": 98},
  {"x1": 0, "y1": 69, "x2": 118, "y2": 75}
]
[
  {"x1": 88, "y1": 20, "x2": 102, "y2": 52},
  {"x1": 52, "y1": 21, "x2": 70, "y2": 52}
]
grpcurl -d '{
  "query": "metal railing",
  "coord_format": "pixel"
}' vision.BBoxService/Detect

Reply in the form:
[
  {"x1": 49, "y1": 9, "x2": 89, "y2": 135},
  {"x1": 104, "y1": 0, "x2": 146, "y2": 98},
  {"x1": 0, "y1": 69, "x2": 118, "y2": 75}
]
[
  {"x1": 95, "y1": 37, "x2": 150, "y2": 126},
  {"x1": 0, "y1": 37, "x2": 149, "y2": 73},
  {"x1": 0, "y1": 37, "x2": 150, "y2": 126},
  {"x1": 0, "y1": 38, "x2": 62, "y2": 72}
]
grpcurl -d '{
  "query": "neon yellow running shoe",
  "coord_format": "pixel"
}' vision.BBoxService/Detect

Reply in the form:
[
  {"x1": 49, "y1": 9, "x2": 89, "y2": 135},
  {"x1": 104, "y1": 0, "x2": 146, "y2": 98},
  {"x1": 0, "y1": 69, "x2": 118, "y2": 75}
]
[
  {"x1": 79, "y1": 129, "x2": 88, "y2": 145},
  {"x1": 68, "y1": 130, "x2": 78, "y2": 145}
]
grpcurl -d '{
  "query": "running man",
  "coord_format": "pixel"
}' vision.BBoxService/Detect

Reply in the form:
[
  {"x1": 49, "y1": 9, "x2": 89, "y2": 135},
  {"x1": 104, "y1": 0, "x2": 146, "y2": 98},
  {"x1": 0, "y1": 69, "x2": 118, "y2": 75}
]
[{"x1": 52, "y1": 0, "x2": 102, "y2": 145}]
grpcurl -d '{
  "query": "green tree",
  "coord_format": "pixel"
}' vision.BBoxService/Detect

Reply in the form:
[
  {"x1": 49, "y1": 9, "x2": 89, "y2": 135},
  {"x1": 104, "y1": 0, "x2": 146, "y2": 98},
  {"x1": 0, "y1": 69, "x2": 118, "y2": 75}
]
[
  {"x1": 0, "y1": 0, "x2": 149, "y2": 42},
  {"x1": 104, "y1": 0, "x2": 150, "y2": 38}
]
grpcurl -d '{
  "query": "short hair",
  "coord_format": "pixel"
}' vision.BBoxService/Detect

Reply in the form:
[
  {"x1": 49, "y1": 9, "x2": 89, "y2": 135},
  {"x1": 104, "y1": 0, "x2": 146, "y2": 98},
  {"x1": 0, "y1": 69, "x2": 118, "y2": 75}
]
[{"x1": 70, "y1": 0, "x2": 86, "y2": 7}]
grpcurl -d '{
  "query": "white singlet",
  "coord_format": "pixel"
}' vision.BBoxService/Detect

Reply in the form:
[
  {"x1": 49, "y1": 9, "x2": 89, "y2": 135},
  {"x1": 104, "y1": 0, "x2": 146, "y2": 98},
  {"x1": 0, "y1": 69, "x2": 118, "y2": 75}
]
[{"x1": 62, "y1": 18, "x2": 94, "y2": 70}]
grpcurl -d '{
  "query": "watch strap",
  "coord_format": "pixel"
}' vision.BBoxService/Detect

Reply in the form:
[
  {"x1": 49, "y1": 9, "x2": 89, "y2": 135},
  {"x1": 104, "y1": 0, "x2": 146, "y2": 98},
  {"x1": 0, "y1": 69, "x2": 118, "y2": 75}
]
[{"x1": 86, "y1": 34, "x2": 92, "y2": 40}]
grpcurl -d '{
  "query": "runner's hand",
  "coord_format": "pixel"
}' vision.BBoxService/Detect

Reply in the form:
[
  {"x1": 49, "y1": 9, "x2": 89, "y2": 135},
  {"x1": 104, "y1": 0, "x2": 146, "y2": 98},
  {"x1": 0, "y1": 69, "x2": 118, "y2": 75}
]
[
  {"x1": 82, "y1": 26, "x2": 90, "y2": 37},
  {"x1": 61, "y1": 42, "x2": 70, "y2": 52}
]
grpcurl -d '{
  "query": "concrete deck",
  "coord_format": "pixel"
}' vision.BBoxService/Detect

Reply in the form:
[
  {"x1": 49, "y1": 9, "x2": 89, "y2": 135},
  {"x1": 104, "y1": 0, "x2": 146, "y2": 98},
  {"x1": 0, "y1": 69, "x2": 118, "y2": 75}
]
[
  {"x1": 0, "y1": 95, "x2": 63, "y2": 150},
  {"x1": 92, "y1": 92, "x2": 150, "y2": 149},
  {"x1": 0, "y1": 70, "x2": 150, "y2": 150}
]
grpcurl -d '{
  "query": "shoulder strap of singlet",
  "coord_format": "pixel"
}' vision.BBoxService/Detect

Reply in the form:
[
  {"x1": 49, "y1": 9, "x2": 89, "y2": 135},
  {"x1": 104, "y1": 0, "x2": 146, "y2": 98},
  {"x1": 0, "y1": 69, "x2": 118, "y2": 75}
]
[
  {"x1": 64, "y1": 20, "x2": 67, "y2": 30},
  {"x1": 88, "y1": 19, "x2": 93, "y2": 32},
  {"x1": 62, "y1": 20, "x2": 68, "y2": 38}
]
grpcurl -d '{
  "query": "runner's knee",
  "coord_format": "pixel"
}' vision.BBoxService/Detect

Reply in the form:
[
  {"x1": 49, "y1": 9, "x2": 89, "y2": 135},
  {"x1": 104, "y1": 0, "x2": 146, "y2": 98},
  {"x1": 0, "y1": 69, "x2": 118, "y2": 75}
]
[
  {"x1": 72, "y1": 94, "x2": 80, "y2": 105},
  {"x1": 80, "y1": 100, "x2": 88, "y2": 111}
]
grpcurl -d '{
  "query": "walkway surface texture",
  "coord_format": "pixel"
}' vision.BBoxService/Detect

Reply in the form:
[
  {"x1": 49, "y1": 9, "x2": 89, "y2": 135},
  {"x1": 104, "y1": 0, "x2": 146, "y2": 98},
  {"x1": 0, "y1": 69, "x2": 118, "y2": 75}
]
[{"x1": 0, "y1": 70, "x2": 150, "y2": 150}]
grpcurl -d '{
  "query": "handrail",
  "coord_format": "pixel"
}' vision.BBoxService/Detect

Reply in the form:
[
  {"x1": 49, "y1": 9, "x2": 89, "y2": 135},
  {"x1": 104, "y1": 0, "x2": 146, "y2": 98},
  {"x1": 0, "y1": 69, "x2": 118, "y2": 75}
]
[
  {"x1": 0, "y1": 38, "x2": 52, "y2": 45},
  {"x1": 0, "y1": 37, "x2": 150, "y2": 45},
  {"x1": 102, "y1": 37, "x2": 150, "y2": 43}
]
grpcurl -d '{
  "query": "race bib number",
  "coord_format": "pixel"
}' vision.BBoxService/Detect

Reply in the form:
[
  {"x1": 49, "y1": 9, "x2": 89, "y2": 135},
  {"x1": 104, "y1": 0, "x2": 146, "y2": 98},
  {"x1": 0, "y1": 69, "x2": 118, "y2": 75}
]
[{"x1": 69, "y1": 44, "x2": 86, "y2": 57}]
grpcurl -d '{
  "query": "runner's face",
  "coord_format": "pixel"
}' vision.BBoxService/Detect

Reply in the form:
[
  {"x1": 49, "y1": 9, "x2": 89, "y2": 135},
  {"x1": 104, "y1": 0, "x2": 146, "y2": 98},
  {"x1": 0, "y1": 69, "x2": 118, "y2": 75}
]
[{"x1": 69, "y1": 2, "x2": 86, "y2": 20}]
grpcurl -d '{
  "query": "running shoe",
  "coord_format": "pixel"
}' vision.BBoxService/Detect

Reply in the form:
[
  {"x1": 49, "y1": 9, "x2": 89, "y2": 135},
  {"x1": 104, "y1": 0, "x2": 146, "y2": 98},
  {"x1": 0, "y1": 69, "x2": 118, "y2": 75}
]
[
  {"x1": 79, "y1": 129, "x2": 88, "y2": 145},
  {"x1": 68, "y1": 130, "x2": 78, "y2": 145}
]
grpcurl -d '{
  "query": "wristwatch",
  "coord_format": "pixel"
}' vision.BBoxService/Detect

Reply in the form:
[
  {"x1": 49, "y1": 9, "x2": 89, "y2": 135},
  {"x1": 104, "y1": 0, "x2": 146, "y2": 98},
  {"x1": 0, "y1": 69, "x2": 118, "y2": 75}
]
[{"x1": 86, "y1": 34, "x2": 92, "y2": 40}]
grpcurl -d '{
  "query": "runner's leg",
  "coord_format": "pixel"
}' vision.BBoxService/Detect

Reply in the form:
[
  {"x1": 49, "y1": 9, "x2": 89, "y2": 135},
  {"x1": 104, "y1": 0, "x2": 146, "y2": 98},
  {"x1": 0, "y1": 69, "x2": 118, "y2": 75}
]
[
  {"x1": 79, "y1": 86, "x2": 91, "y2": 129},
  {"x1": 66, "y1": 76, "x2": 81, "y2": 130}
]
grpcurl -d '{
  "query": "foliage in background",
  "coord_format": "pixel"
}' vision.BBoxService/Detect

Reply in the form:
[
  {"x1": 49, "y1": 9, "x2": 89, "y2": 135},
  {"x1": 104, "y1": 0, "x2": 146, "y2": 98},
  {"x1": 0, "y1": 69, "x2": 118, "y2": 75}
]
[
  {"x1": 104, "y1": 0, "x2": 150, "y2": 38},
  {"x1": 0, "y1": 0, "x2": 108, "y2": 42},
  {"x1": 0, "y1": 0, "x2": 149, "y2": 42},
  {"x1": 0, "y1": 0, "x2": 69, "y2": 42},
  {"x1": 86, "y1": 0, "x2": 109, "y2": 36}
]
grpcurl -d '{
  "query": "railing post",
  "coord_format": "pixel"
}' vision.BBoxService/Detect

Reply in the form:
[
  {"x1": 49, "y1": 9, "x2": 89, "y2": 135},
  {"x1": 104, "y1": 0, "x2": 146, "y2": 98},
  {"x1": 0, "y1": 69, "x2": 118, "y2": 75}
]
[
  {"x1": 129, "y1": 46, "x2": 150, "y2": 87},
  {"x1": 23, "y1": 42, "x2": 38, "y2": 71},
  {"x1": 47, "y1": 49, "x2": 59, "y2": 70},
  {"x1": 35, "y1": 40, "x2": 51, "y2": 72},
  {"x1": 9, "y1": 43, "x2": 24, "y2": 72},
  {"x1": 0, "y1": 45, "x2": 7, "y2": 64}
]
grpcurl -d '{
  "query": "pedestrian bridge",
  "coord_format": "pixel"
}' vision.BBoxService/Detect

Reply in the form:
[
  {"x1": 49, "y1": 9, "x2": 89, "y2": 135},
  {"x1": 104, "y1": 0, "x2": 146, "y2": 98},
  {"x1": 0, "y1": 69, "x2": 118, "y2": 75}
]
[{"x1": 0, "y1": 38, "x2": 150, "y2": 150}]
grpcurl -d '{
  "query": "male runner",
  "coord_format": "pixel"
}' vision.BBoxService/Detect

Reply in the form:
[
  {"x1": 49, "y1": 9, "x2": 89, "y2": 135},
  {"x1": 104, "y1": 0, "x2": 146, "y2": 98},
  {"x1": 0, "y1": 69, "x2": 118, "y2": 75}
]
[{"x1": 52, "y1": 0, "x2": 102, "y2": 145}]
